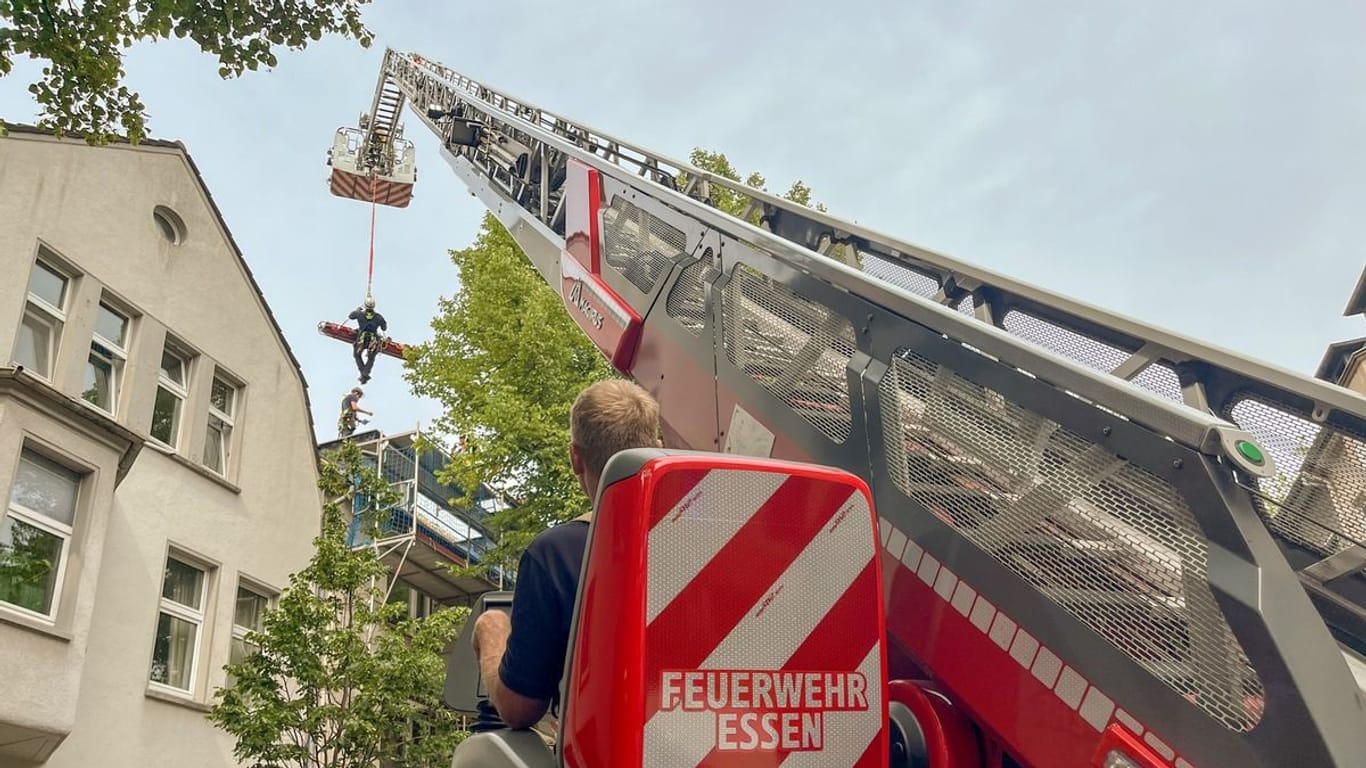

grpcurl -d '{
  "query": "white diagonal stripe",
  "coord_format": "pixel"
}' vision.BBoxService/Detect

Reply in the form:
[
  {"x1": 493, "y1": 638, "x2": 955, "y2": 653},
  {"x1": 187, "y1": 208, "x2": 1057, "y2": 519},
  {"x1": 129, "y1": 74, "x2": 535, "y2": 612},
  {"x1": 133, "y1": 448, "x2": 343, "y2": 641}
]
[
  {"x1": 646, "y1": 469, "x2": 787, "y2": 623},
  {"x1": 643, "y1": 708, "x2": 716, "y2": 768},
  {"x1": 699, "y1": 490, "x2": 869, "y2": 671},
  {"x1": 779, "y1": 643, "x2": 884, "y2": 767}
]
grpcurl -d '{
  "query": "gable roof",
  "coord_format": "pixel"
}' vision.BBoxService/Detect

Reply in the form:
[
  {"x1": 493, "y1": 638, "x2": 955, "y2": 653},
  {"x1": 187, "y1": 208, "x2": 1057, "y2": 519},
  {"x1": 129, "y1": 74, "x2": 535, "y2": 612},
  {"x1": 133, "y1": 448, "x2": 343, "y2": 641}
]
[
  {"x1": 3, "y1": 124, "x2": 318, "y2": 447},
  {"x1": 1316, "y1": 337, "x2": 1366, "y2": 385},
  {"x1": 1346, "y1": 267, "x2": 1366, "y2": 318}
]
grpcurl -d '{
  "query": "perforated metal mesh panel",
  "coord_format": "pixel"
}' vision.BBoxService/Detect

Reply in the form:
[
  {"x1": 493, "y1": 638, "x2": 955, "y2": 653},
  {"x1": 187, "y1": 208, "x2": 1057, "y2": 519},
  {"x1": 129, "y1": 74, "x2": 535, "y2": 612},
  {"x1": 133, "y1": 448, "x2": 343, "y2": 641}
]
[
  {"x1": 1003, "y1": 311, "x2": 1130, "y2": 374},
  {"x1": 879, "y1": 349, "x2": 1264, "y2": 731},
  {"x1": 720, "y1": 264, "x2": 857, "y2": 443},
  {"x1": 601, "y1": 196, "x2": 687, "y2": 294},
  {"x1": 1228, "y1": 398, "x2": 1366, "y2": 557},
  {"x1": 665, "y1": 247, "x2": 716, "y2": 336},
  {"x1": 1131, "y1": 363, "x2": 1183, "y2": 403},
  {"x1": 861, "y1": 254, "x2": 941, "y2": 299}
]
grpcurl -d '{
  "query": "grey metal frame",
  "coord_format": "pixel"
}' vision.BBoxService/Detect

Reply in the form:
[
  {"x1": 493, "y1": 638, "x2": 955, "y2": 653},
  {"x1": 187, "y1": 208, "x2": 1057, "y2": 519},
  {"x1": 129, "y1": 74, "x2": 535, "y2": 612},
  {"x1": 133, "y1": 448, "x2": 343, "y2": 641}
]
[{"x1": 391, "y1": 54, "x2": 1366, "y2": 658}]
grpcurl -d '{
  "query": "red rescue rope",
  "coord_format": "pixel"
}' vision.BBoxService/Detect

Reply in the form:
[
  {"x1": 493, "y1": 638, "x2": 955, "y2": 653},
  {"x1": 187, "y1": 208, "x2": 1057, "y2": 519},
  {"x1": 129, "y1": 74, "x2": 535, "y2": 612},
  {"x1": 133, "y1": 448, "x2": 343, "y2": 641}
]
[{"x1": 366, "y1": 173, "x2": 378, "y2": 297}]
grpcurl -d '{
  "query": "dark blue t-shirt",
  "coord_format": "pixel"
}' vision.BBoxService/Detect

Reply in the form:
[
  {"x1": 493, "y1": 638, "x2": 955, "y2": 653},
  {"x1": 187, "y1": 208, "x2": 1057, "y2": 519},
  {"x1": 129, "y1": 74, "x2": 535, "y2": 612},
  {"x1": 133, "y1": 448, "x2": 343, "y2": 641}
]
[
  {"x1": 498, "y1": 519, "x2": 590, "y2": 706},
  {"x1": 348, "y1": 307, "x2": 388, "y2": 336}
]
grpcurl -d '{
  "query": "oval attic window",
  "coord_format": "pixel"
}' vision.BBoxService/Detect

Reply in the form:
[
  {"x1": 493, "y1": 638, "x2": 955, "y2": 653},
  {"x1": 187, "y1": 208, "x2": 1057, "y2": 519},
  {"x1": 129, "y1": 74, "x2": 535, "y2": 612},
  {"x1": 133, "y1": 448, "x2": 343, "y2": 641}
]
[{"x1": 153, "y1": 206, "x2": 187, "y2": 245}]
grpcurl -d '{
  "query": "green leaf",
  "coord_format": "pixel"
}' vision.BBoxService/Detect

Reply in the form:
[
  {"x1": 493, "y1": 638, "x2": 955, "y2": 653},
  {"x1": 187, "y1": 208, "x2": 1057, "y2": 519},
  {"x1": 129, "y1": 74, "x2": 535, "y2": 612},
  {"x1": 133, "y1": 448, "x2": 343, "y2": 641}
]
[
  {"x1": 3, "y1": 0, "x2": 377, "y2": 140},
  {"x1": 405, "y1": 214, "x2": 615, "y2": 571}
]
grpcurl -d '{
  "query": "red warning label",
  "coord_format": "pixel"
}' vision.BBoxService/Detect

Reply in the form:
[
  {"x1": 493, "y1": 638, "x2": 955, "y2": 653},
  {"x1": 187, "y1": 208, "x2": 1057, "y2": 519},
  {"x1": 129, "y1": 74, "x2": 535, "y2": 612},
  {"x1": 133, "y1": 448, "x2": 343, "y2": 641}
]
[{"x1": 660, "y1": 670, "x2": 870, "y2": 752}]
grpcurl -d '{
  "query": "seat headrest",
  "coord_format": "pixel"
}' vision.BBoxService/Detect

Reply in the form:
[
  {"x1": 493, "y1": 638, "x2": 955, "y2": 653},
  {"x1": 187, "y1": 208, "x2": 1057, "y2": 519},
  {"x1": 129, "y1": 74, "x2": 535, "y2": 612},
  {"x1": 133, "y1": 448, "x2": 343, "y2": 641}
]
[{"x1": 561, "y1": 449, "x2": 888, "y2": 768}]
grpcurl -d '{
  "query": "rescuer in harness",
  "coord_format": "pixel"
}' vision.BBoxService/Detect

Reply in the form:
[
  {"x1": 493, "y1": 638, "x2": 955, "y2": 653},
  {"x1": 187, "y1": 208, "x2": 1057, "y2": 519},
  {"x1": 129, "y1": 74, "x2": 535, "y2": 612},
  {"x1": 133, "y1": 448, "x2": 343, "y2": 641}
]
[
  {"x1": 337, "y1": 386, "x2": 373, "y2": 438},
  {"x1": 348, "y1": 296, "x2": 388, "y2": 384},
  {"x1": 470, "y1": 380, "x2": 663, "y2": 730}
]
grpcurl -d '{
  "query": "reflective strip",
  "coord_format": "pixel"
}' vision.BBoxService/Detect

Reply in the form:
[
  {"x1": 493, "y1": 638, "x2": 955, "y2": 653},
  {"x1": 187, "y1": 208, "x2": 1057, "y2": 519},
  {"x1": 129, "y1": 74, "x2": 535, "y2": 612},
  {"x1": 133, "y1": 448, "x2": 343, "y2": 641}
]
[
  {"x1": 700, "y1": 499, "x2": 875, "y2": 668},
  {"x1": 647, "y1": 468, "x2": 711, "y2": 529},
  {"x1": 643, "y1": 708, "x2": 715, "y2": 768},
  {"x1": 642, "y1": 472, "x2": 881, "y2": 767},
  {"x1": 777, "y1": 644, "x2": 883, "y2": 768},
  {"x1": 646, "y1": 479, "x2": 855, "y2": 674},
  {"x1": 645, "y1": 469, "x2": 786, "y2": 623},
  {"x1": 887, "y1": 531, "x2": 1196, "y2": 767}
]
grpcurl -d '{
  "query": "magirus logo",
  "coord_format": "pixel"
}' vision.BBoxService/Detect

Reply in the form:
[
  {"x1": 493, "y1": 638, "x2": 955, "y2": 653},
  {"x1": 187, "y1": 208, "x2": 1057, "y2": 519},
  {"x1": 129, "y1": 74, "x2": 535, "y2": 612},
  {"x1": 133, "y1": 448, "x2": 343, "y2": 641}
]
[{"x1": 568, "y1": 279, "x2": 605, "y2": 330}]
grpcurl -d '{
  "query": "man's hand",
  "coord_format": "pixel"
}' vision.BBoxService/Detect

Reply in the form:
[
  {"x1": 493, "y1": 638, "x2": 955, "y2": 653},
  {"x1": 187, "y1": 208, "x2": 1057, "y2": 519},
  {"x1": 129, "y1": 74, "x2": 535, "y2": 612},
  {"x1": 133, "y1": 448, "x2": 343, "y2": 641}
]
[{"x1": 470, "y1": 609, "x2": 549, "y2": 730}]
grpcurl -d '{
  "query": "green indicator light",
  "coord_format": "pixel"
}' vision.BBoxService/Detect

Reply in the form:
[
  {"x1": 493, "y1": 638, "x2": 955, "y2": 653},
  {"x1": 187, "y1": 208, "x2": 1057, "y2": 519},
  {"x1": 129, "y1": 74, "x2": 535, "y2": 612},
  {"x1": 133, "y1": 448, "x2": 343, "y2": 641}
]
[{"x1": 1236, "y1": 440, "x2": 1265, "y2": 465}]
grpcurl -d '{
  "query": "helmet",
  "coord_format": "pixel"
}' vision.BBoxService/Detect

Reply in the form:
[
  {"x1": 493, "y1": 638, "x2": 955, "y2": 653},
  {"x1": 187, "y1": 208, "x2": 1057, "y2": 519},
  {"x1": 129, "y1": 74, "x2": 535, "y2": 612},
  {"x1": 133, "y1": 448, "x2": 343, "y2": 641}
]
[{"x1": 363, "y1": 296, "x2": 376, "y2": 309}]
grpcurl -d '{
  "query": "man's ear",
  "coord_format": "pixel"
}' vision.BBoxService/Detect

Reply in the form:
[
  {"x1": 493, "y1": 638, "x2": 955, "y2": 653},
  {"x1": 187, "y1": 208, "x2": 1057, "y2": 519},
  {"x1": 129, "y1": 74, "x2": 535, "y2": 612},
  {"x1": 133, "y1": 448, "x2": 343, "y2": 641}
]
[{"x1": 569, "y1": 443, "x2": 585, "y2": 475}]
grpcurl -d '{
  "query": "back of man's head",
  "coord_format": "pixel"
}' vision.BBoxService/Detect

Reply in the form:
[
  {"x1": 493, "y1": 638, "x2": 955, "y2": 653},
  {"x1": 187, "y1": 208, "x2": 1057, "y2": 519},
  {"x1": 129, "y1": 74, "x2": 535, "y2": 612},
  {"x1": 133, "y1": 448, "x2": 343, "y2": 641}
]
[{"x1": 570, "y1": 379, "x2": 661, "y2": 479}]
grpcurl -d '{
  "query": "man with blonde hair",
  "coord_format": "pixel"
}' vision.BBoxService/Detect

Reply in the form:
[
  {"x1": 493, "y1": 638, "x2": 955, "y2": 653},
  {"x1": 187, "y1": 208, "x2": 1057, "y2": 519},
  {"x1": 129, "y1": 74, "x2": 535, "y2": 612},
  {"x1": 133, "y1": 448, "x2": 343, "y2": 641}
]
[{"x1": 472, "y1": 378, "x2": 661, "y2": 729}]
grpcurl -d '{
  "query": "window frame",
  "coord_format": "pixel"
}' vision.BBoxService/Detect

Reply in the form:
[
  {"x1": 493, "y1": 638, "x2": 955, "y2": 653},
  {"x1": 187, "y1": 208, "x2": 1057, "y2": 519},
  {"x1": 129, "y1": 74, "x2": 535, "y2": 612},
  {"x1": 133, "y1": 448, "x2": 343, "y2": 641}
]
[
  {"x1": 0, "y1": 449, "x2": 82, "y2": 622},
  {"x1": 152, "y1": 205, "x2": 187, "y2": 246},
  {"x1": 83, "y1": 301, "x2": 130, "y2": 415},
  {"x1": 15, "y1": 258, "x2": 71, "y2": 381},
  {"x1": 414, "y1": 591, "x2": 437, "y2": 619},
  {"x1": 203, "y1": 374, "x2": 238, "y2": 475},
  {"x1": 227, "y1": 580, "x2": 274, "y2": 686},
  {"x1": 16, "y1": 307, "x2": 60, "y2": 380},
  {"x1": 150, "y1": 344, "x2": 191, "y2": 449},
  {"x1": 149, "y1": 552, "x2": 209, "y2": 696}
]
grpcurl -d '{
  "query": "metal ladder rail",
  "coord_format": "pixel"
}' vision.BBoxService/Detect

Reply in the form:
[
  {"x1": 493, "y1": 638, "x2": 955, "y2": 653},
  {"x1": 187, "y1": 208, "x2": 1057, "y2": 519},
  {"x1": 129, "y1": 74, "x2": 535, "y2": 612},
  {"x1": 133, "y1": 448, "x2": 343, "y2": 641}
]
[
  {"x1": 384, "y1": 49, "x2": 1269, "y2": 464},
  {"x1": 386, "y1": 50, "x2": 1366, "y2": 437},
  {"x1": 359, "y1": 76, "x2": 407, "y2": 177}
]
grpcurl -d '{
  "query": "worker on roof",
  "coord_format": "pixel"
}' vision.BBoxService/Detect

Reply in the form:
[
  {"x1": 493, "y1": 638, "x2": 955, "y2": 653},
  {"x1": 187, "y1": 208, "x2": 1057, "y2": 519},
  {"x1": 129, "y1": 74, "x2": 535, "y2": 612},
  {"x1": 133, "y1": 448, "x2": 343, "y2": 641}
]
[
  {"x1": 337, "y1": 386, "x2": 373, "y2": 438},
  {"x1": 347, "y1": 296, "x2": 388, "y2": 384},
  {"x1": 470, "y1": 380, "x2": 662, "y2": 730}
]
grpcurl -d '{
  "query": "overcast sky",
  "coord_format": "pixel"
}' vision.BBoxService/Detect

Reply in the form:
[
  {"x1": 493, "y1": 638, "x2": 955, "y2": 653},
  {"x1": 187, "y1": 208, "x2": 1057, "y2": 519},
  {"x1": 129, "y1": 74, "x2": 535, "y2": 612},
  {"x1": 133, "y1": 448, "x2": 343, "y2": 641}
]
[{"x1": 2, "y1": 1, "x2": 1363, "y2": 439}]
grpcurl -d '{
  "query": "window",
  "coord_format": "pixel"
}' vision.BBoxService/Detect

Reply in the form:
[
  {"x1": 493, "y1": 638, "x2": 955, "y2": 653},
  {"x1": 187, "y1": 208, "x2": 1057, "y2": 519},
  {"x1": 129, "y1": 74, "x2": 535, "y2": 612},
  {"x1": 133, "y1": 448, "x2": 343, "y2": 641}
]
[
  {"x1": 82, "y1": 302, "x2": 128, "y2": 413},
  {"x1": 385, "y1": 581, "x2": 439, "y2": 620},
  {"x1": 227, "y1": 584, "x2": 271, "y2": 687},
  {"x1": 152, "y1": 206, "x2": 186, "y2": 245},
  {"x1": 203, "y1": 375, "x2": 237, "y2": 474},
  {"x1": 13, "y1": 259, "x2": 69, "y2": 379},
  {"x1": 151, "y1": 346, "x2": 189, "y2": 448},
  {"x1": 0, "y1": 450, "x2": 81, "y2": 618},
  {"x1": 150, "y1": 554, "x2": 207, "y2": 692},
  {"x1": 414, "y1": 592, "x2": 437, "y2": 619}
]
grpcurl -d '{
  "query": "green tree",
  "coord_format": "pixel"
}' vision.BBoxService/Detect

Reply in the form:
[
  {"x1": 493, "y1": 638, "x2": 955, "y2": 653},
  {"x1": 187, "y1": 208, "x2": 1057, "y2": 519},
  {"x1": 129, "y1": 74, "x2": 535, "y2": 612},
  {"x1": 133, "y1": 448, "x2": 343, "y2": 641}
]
[
  {"x1": 0, "y1": 0, "x2": 374, "y2": 143},
  {"x1": 406, "y1": 150, "x2": 825, "y2": 572},
  {"x1": 680, "y1": 148, "x2": 827, "y2": 222},
  {"x1": 209, "y1": 440, "x2": 466, "y2": 768},
  {"x1": 678, "y1": 149, "x2": 855, "y2": 265}
]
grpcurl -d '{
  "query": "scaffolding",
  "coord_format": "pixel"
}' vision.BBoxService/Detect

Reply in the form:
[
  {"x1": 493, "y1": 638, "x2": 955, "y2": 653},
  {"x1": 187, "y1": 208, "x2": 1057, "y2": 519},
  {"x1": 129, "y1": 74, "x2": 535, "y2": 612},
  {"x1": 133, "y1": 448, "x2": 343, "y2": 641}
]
[{"x1": 325, "y1": 428, "x2": 510, "y2": 607}]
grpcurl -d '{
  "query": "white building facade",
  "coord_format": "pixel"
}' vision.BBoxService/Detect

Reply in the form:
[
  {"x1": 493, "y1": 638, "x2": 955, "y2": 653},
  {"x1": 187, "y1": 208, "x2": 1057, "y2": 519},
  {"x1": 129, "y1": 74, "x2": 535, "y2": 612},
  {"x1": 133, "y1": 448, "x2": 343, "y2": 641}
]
[{"x1": 0, "y1": 129, "x2": 321, "y2": 766}]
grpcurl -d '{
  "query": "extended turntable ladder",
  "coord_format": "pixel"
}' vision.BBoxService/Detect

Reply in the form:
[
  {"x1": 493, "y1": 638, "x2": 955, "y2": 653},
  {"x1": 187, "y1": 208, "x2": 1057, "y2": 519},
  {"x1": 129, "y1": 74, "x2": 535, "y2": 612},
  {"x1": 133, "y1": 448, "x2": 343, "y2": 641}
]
[{"x1": 360, "y1": 48, "x2": 1366, "y2": 767}]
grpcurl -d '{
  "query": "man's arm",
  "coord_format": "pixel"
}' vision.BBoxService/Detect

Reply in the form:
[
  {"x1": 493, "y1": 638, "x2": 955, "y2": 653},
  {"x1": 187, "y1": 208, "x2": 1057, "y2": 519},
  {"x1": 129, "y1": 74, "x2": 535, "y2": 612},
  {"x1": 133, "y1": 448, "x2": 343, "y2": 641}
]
[
  {"x1": 472, "y1": 611, "x2": 550, "y2": 729},
  {"x1": 347, "y1": 308, "x2": 362, "y2": 322}
]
